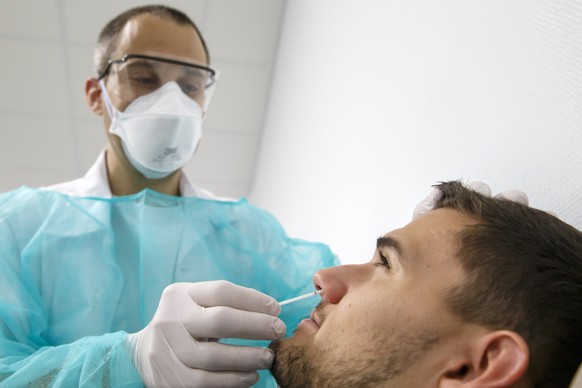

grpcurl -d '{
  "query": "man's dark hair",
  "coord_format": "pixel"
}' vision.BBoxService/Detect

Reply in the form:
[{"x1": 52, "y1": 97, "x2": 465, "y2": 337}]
[
  {"x1": 434, "y1": 181, "x2": 582, "y2": 388},
  {"x1": 94, "y1": 4, "x2": 210, "y2": 76}
]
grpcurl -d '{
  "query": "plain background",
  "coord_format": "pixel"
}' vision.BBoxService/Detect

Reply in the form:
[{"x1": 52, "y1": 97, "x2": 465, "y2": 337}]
[{"x1": 1, "y1": 1, "x2": 581, "y2": 265}]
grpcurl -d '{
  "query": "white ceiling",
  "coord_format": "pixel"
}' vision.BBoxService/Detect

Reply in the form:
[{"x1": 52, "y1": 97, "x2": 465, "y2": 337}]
[{"x1": 0, "y1": 0, "x2": 285, "y2": 197}]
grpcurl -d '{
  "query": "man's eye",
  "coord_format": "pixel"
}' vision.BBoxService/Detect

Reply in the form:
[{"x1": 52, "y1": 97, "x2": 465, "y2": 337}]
[
  {"x1": 131, "y1": 76, "x2": 157, "y2": 85},
  {"x1": 180, "y1": 82, "x2": 202, "y2": 96},
  {"x1": 373, "y1": 252, "x2": 392, "y2": 270}
]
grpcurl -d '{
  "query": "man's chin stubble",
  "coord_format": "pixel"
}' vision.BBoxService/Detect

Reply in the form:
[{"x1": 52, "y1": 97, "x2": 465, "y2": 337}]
[{"x1": 268, "y1": 338, "x2": 317, "y2": 388}]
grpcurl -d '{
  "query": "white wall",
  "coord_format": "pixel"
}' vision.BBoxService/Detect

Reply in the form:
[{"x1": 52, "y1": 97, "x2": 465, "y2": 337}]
[{"x1": 250, "y1": 0, "x2": 582, "y2": 264}]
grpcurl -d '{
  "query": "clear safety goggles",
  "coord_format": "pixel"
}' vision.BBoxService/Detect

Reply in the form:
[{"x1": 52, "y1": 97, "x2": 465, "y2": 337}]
[{"x1": 98, "y1": 53, "x2": 219, "y2": 112}]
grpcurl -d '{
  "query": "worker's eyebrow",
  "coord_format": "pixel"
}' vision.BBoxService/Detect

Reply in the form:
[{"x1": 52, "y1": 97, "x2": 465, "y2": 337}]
[
  {"x1": 124, "y1": 60, "x2": 156, "y2": 70},
  {"x1": 376, "y1": 236, "x2": 406, "y2": 267}
]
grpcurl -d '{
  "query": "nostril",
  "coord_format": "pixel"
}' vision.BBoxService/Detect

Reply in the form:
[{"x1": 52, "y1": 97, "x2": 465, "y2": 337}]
[{"x1": 313, "y1": 266, "x2": 350, "y2": 305}]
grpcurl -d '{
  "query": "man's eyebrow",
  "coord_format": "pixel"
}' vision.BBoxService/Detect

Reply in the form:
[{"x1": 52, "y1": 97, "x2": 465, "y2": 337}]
[
  {"x1": 376, "y1": 236, "x2": 406, "y2": 266},
  {"x1": 125, "y1": 60, "x2": 155, "y2": 68},
  {"x1": 182, "y1": 68, "x2": 206, "y2": 78}
]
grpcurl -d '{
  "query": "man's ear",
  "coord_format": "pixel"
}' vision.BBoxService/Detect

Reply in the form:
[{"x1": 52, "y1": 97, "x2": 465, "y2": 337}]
[
  {"x1": 85, "y1": 77, "x2": 104, "y2": 115},
  {"x1": 441, "y1": 330, "x2": 529, "y2": 387}
]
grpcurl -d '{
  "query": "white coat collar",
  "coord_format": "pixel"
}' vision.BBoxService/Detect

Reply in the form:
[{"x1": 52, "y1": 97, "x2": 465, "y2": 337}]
[{"x1": 45, "y1": 150, "x2": 216, "y2": 199}]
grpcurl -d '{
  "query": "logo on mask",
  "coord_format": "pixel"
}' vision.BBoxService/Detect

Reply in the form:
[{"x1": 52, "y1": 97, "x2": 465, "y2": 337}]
[
  {"x1": 163, "y1": 147, "x2": 178, "y2": 156},
  {"x1": 155, "y1": 147, "x2": 181, "y2": 163}
]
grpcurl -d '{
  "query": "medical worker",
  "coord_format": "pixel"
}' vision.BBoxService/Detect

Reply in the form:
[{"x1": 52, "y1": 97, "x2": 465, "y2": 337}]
[{"x1": 0, "y1": 5, "x2": 338, "y2": 387}]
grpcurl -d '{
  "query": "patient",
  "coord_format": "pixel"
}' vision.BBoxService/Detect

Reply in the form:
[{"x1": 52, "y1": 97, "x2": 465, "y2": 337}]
[{"x1": 269, "y1": 181, "x2": 582, "y2": 387}]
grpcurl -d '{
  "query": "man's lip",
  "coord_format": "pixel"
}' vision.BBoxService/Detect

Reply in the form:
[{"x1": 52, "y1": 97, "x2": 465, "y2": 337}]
[
  {"x1": 297, "y1": 317, "x2": 319, "y2": 332},
  {"x1": 310, "y1": 310, "x2": 322, "y2": 328}
]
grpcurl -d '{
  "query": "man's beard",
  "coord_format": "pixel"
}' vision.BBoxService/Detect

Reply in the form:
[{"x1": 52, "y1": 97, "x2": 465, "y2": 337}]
[
  {"x1": 269, "y1": 337, "x2": 317, "y2": 387},
  {"x1": 269, "y1": 327, "x2": 440, "y2": 388}
]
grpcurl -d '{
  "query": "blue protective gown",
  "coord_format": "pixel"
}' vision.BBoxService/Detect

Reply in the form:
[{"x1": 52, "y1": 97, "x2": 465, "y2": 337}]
[{"x1": 0, "y1": 187, "x2": 338, "y2": 387}]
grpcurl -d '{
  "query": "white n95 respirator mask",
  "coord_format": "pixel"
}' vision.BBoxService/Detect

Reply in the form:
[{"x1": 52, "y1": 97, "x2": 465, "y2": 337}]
[{"x1": 100, "y1": 80, "x2": 203, "y2": 179}]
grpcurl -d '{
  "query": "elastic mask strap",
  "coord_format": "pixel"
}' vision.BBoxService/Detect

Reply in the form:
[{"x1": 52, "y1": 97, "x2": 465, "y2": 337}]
[{"x1": 98, "y1": 79, "x2": 116, "y2": 120}]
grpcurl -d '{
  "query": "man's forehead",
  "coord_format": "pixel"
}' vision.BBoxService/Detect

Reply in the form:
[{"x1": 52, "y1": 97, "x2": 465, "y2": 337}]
[
  {"x1": 113, "y1": 15, "x2": 205, "y2": 63},
  {"x1": 386, "y1": 208, "x2": 470, "y2": 236},
  {"x1": 383, "y1": 208, "x2": 471, "y2": 268},
  {"x1": 410, "y1": 207, "x2": 472, "y2": 229}
]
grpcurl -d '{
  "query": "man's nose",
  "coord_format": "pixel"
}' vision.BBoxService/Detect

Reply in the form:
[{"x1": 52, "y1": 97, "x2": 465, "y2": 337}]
[{"x1": 313, "y1": 264, "x2": 369, "y2": 305}]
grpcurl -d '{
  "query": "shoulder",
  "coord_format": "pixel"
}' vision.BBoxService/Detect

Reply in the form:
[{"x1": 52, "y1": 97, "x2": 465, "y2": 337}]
[
  {"x1": 43, "y1": 178, "x2": 86, "y2": 195},
  {"x1": 43, "y1": 152, "x2": 112, "y2": 198}
]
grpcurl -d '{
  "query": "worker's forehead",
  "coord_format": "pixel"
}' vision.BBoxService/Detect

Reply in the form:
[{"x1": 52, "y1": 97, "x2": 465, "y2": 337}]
[{"x1": 113, "y1": 14, "x2": 206, "y2": 63}]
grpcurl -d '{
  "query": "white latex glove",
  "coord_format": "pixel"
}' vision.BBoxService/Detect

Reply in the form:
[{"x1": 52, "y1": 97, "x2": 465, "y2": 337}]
[
  {"x1": 126, "y1": 280, "x2": 285, "y2": 388},
  {"x1": 412, "y1": 181, "x2": 529, "y2": 220}
]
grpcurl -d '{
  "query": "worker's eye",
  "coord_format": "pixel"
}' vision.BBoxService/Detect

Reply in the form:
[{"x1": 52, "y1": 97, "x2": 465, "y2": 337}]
[
  {"x1": 130, "y1": 75, "x2": 159, "y2": 86},
  {"x1": 179, "y1": 80, "x2": 202, "y2": 97},
  {"x1": 373, "y1": 250, "x2": 392, "y2": 270}
]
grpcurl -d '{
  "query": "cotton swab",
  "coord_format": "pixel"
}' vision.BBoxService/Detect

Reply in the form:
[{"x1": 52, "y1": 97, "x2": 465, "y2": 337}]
[{"x1": 279, "y1": 290, "x2": 323, "y2": 306}]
